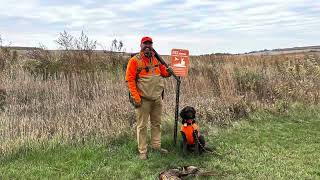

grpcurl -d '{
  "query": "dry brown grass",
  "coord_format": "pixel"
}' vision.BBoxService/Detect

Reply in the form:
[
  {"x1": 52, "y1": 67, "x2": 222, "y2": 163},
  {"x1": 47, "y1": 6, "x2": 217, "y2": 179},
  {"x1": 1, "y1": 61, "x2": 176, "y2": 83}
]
[{"x1": 1, "y1": 43, "x2": 320, "y2": 156}]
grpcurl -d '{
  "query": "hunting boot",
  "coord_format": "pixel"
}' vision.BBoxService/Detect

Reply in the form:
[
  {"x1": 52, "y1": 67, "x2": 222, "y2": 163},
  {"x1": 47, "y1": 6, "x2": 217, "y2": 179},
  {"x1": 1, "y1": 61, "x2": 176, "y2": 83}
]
[
  {"x1": 139, "y1": 153, "x2": 148, "y2": 160},
  {"x1": 152, "y1": 147, "x2": 169, "y2": 154}
]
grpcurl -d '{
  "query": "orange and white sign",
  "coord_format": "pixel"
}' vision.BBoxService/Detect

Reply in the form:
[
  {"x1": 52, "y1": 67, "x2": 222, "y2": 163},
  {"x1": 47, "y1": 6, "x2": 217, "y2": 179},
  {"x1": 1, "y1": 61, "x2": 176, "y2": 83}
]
[{"x1": 171, "y1": 49, "x2": 189, "y2": 77}]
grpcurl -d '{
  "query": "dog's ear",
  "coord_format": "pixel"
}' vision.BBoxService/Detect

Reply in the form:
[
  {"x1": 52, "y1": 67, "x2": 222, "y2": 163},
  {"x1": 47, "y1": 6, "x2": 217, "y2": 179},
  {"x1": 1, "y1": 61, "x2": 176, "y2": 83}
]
[
  {"x1": 187, "y1": 106, "x2": 196, "y2": 119},
  {"x1": 180, "y1": 107, "x2": 187, "y2": 119},
  {"x1": 190, "y1": 107, "x2": 196, "y2": 116},
  {"x1": 180, "y1": 110, "x2": 184, "y2": 119}
]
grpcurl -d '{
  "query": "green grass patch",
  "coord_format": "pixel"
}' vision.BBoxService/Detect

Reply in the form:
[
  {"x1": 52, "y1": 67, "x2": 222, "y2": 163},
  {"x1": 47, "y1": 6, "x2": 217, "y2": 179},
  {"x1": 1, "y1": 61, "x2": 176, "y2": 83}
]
[{"x1": 1, "y1": 105, "x2": 320, "y2": 179}]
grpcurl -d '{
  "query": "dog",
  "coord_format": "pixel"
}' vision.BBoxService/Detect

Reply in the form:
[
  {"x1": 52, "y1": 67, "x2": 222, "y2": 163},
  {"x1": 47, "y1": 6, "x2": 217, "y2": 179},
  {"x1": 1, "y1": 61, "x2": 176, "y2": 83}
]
[{"x1": 180, "y1": 106, "x2": 207, "y2": 155}]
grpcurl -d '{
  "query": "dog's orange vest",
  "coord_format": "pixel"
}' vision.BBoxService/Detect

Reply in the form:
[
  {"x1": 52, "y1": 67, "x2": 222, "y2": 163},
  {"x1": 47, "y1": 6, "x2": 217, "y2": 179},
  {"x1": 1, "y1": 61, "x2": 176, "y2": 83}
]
[{"x1": 181, "y1": 123, "x2": 199, "y2": 145}]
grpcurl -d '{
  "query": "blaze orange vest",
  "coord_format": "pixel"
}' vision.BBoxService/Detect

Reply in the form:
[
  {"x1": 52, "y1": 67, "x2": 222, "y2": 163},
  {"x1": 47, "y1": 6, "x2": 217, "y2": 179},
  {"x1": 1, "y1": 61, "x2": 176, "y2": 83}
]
[
  {"x1": 181, "y1": 123, "x2": 199, "y2": 145},
  {"x1": 126, "y1": 52, "x2": 170, "y2": 104}
]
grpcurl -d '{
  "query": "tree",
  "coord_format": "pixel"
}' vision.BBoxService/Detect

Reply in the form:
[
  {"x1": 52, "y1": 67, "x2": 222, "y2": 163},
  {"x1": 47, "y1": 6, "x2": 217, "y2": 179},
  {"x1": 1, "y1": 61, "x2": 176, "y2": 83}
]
[
  {"x1": 110, "y1": 39, "x2": 124, "y2": 52},
  {"x1": 55, "y1": 30, "x2": 74, "y2": 50}
]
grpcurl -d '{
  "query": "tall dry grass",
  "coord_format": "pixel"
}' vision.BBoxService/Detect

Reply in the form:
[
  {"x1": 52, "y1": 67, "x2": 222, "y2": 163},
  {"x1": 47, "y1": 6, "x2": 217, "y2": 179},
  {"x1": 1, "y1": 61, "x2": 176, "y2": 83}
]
[{"x1": 1, "y1": 34, "x2": 320, "y2": 156}]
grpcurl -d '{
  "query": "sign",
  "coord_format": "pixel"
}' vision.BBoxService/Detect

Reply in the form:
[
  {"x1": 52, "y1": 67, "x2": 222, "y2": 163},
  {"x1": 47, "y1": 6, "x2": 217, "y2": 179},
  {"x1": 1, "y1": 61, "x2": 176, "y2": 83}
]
[{"x1": 170, "y1": 49, "x2": 189, "y2": 77}]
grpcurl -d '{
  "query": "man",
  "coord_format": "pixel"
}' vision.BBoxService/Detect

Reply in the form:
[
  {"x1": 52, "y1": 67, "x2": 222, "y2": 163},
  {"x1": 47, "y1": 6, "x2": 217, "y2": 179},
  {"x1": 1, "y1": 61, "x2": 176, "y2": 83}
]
[{"x1": 125, "y1": 36, "x2": 173, "y2": 160}]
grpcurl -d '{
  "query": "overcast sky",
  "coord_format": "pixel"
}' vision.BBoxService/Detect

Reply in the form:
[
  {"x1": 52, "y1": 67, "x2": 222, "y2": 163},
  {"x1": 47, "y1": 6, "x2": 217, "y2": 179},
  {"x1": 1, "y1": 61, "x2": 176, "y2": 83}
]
[{"x1": 0, "y1": 0, "x2": 319, "y2": 54}]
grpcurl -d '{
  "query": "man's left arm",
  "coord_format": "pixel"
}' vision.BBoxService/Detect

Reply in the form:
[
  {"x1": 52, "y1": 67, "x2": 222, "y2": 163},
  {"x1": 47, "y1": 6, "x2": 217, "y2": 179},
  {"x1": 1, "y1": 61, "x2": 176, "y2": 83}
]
[{"x1": 159, "y1": 64, "x2": 173, "y2": 77}]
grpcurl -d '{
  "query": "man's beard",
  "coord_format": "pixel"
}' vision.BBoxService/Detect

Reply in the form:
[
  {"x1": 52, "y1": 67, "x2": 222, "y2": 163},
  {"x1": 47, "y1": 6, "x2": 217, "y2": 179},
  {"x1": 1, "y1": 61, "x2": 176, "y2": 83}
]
[{"x1": 143, "y1": 47, "x2": 153, "y2": 58}]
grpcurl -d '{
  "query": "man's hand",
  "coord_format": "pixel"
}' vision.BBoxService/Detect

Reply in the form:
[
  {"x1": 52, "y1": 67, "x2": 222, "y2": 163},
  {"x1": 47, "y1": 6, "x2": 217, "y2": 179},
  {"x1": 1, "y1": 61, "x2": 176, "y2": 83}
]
[
  {"x1": 129, "y1": 93, "x2": 142, "y2": 108},
  {"x1": 133, "y1": 99, "x2": 142, "y2": 108},
  {"x1": 166, "y1": 66, "x2": 174, "y2": 76}
]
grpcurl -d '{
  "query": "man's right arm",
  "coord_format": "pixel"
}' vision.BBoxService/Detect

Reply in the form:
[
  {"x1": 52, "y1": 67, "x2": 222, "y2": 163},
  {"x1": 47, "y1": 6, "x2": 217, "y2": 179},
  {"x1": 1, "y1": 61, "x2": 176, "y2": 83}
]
[{"x1": 125, "y1": 58, "x2": 141, "y2": 104}]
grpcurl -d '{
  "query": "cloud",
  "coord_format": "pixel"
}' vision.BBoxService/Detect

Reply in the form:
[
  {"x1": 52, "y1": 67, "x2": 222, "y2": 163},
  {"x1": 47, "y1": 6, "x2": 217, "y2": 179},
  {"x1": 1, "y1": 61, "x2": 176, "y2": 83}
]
[
  {"x1": 120, "y1": 0, "x2": 169, "y2": 11},
  {"x1": 0, "y1": 0, "x2": 320, "y2": 54}
]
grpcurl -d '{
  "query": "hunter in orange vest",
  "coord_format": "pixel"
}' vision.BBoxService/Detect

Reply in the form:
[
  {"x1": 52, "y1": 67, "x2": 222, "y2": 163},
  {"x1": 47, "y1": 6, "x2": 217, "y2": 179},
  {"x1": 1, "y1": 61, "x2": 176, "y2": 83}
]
[{"x1": 125, "y1": 36, "x2": 172, "y2": 160}]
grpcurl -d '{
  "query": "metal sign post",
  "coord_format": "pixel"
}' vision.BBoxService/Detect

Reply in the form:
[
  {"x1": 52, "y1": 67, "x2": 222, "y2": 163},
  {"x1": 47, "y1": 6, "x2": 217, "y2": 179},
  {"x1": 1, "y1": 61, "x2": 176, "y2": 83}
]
[
  {"x1": 171, "y1": 49, "x2": 189, "y2": 145},
  {"x1": 174, "y1": 77, "x2": 181, "y2": 145}
]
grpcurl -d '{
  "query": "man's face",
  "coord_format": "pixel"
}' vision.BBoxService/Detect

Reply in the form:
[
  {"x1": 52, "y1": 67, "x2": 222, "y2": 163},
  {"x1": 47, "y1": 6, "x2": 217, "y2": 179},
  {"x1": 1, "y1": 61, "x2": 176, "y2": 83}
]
[{"x1": 140, "y1": 41, "x2": 153, "y2": 58}]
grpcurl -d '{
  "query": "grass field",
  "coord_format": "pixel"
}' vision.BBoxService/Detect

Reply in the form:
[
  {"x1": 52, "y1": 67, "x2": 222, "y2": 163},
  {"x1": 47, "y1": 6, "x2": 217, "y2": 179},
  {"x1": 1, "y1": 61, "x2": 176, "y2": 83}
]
[
  {"x1": 1, "y1": 104, "x2": 319, "y2": 179},
  {"x1": 1, "y1": 34, "x2": 320, "y2": 179}
]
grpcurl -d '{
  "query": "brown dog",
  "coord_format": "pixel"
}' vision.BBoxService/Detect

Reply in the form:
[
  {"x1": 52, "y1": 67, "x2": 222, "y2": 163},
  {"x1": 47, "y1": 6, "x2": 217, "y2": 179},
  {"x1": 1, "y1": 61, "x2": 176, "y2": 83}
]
[{"x1": 180, "y1": 106, "x2": 206, "y2": 155}]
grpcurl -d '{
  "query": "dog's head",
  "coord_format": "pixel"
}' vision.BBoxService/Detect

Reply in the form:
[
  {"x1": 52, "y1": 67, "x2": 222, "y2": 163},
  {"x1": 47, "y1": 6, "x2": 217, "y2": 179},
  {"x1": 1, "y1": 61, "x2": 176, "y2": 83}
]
[{"x1": 180, "y1": 106, "x2": 196, "y2": 122}]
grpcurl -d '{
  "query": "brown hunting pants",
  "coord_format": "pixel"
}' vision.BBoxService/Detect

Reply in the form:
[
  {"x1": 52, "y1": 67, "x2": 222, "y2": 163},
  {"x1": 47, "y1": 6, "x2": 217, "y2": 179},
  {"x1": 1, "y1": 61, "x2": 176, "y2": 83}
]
[{"x1": 136, "y1": 97, "x2": 162, "y2": 154}]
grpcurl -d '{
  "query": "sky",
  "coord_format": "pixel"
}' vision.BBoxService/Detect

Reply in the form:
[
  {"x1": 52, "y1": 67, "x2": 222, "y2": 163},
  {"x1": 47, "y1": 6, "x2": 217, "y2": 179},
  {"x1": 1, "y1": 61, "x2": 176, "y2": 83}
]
[{"x1": 0, "y1": 0, "x2": 319, "y2": 55}]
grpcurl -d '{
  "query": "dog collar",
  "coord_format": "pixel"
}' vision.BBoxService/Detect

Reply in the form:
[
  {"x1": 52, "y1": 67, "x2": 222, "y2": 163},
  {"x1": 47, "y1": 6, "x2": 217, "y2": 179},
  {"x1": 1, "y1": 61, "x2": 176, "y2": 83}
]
[{"x1": 186, "y1": 119, "x2": 193, "y2": 124}]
